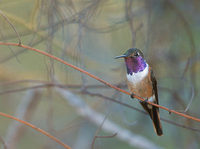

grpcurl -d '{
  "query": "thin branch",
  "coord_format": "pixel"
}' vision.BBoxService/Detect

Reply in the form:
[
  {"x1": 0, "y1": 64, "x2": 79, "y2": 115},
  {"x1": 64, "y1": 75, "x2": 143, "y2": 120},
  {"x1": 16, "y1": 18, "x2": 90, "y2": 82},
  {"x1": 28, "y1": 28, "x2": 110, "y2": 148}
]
[
  {"x1": 0, "y1": 42, "x2": 199, "y2": 123},
  {"x1": 5, "y1": 90, "x2": 41, "y2": 149},
  {"x1": 91, "y1": 111, "x2": 115, "y2": 149},
  {"x1": 0, "y1": 10, "x2": 21, "y2": 45},
  {"x1": 0, "y1": 84, "x2": 47, "y2": 95},
  {"x1": 91, "y1": 133, "x2": 117, "y2": 149},
  {"x1": 0, "y1": 29, "x2": 21, "y2": 63},
  {"x1": 95, "y1": 133, "x2": 117, "y2": 138},
  {"x1": 0, "y1": 79, "x2": 126, "y2": 89},
  {"x1": 0, "y1": 112, "x2": 71, "y2": 149}
]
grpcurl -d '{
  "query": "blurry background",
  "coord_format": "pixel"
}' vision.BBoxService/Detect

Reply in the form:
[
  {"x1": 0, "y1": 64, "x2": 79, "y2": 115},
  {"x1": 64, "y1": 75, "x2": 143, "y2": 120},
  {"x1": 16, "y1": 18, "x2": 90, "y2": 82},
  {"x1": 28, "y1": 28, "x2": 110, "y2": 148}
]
[{"x1": 0, "y1": 0, "x2": 200, "y2": 149}]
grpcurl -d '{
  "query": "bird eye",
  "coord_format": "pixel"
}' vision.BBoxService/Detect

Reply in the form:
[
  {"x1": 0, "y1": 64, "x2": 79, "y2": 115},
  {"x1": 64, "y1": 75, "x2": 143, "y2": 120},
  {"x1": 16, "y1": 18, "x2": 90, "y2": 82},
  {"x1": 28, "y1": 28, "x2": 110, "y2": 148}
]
[{"x1": 134, "y1": 52, "x2": 140, "y2": 57}]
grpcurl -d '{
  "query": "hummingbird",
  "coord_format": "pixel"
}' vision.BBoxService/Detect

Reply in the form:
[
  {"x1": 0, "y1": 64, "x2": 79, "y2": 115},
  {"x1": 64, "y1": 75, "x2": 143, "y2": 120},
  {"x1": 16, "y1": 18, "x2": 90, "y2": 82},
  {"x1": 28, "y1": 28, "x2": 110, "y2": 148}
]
[{"x1": 115, "y1": 48, "x2": 163, "y2": 136}]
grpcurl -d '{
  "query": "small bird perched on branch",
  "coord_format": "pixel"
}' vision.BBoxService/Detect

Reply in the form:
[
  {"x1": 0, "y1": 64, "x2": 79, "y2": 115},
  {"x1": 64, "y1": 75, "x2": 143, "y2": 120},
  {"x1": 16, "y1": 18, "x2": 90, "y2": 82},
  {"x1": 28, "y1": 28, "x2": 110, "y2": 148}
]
[{"x1": 115, "y1": 48, "x2": 163, "y2": 136}]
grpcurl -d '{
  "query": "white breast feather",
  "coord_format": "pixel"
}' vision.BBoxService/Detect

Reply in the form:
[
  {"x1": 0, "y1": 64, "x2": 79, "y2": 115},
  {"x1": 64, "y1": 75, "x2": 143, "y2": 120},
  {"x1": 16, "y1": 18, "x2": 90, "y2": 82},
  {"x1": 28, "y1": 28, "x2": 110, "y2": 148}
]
[{"x1": 126, "y1": 64, "x2": 149, "y2": 84}]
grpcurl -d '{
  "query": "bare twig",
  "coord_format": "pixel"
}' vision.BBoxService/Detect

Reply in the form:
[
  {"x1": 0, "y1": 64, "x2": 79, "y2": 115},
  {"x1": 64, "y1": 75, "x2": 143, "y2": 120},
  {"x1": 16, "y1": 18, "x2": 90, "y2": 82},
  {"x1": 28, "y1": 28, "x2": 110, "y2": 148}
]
[
  {"x1": 0, "y1": 112, "x2": 71, "y2": 149},
  {"x1": 0, "y1": 10, "x2": 21, "y2": 45},
  {"x1": 91, "y1": 111, "x2": 115, "y2": 149},
  {"x1": 5, "y1": 90, "x2": 41, "y2": 149},
  {"x1": 91, "y1": 133, "x2": 117, "y2": 149},
  {"x1": 95, "y1": 133, "x2": 117, "y2": 139},
  {"x1": 0, "y1": 84, "x2": 47, "y2": 95}
]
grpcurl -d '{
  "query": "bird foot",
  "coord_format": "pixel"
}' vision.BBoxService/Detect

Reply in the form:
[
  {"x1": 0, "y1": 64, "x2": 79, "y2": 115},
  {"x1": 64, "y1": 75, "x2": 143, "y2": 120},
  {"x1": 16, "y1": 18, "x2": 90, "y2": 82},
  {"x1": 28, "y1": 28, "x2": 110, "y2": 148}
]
[
  {"x1": 130, "y1": 93, "x2": 135, "y2": 99},
  {"x1": 140, "y1": 98, "x2": 148, "y2": 104}
]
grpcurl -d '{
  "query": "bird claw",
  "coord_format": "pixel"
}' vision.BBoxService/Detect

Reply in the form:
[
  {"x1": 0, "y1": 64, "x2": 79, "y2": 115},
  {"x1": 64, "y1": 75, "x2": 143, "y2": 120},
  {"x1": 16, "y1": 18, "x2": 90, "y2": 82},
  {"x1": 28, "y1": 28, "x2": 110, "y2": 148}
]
[
  {"x1": 140, "y1": 98, "x2": 148, "y2": 104},
  {"x1": 130, "y1": 94, "x2": 148, "y2": 105},
  {"x1": 130, "y1": 93, "x2": 135, "y2": 99}
]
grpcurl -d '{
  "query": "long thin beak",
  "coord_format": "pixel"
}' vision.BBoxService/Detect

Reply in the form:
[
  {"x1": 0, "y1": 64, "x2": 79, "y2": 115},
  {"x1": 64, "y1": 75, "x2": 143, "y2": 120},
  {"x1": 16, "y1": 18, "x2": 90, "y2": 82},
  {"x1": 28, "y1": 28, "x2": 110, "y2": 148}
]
[{"x1": 115, "y1": 55, "x2": 126, "y2": 59}]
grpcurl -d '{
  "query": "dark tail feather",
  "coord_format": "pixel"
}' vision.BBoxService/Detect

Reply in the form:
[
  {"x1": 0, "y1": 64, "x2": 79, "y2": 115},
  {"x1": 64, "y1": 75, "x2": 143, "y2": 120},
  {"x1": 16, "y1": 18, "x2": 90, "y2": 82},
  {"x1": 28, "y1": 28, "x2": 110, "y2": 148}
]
[
  {"x1": 151, "y1": 106, "x2": 163, "y2": 136},
  {"x1": 140, "y1": 103, "x2": 163, "y2": 136}
]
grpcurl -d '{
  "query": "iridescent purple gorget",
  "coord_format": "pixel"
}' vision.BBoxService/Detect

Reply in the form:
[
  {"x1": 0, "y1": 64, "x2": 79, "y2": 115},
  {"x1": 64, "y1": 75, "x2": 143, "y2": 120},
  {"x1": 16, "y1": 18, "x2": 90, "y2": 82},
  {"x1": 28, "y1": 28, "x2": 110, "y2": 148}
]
[{"x1": 124, "y1": 56, "x2": 147, "y2": 75}]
